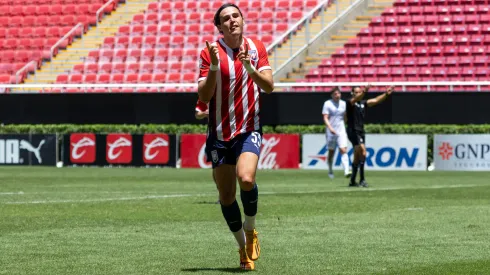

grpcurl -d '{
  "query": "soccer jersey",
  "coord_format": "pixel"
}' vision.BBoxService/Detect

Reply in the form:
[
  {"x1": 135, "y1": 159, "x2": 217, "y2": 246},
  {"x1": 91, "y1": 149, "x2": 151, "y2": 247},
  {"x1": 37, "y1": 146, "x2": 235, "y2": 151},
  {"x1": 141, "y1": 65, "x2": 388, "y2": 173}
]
[
  {"x1": 198, "y1": 37, "x2": 271, "y2": 141},
  {"x1": 322, "y1": 99, "x2": 346, "y2": 134},
  {"x1": 346, "y1": 99, "x2": 368, "y2": 132}
]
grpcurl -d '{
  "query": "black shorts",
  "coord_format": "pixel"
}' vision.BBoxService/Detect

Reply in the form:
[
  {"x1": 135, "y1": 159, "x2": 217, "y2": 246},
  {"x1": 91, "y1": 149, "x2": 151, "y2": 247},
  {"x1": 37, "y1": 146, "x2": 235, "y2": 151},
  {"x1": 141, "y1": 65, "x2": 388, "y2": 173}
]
[
  {"x1": 205, "y1": 131, "x2": 262, "y2": 169},
  {"x1": 347, "y1": 128, "x2": 365, "y2": 146}
]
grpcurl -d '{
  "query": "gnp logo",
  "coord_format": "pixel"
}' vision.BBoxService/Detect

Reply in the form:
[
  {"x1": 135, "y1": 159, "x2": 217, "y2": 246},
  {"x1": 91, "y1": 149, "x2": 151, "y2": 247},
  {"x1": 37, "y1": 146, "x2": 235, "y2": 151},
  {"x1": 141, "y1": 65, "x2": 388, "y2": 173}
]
[
  {"x1": 143, "y1": 134, "x2": 169, "y2": 164},
  {"x1": 106, "y1": 134, "x2": 132, "y2": 164},
  {"x1": 438, "y1": 142, "x2": 453, "y2": 160},
  {"x1": 0, "y1": 139, "x2": 45, "y2": 164},
  {"x1": 70, "y1": 134, "x2": 96, "y2": 163},
  {"x1": 438, "y1": 142, "x2": 490, "y2": 161},
  {"x1": 308, "y1": 146, "x2": 421, "y2": 169}
]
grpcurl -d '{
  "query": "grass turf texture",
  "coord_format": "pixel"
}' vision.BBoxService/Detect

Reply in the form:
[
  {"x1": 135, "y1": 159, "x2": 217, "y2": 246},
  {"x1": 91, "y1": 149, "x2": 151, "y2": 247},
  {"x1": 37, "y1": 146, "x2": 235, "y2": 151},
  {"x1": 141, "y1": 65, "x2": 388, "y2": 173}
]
[{"x1": 0, "y1": 168, "x2": 489, "y2": 275}]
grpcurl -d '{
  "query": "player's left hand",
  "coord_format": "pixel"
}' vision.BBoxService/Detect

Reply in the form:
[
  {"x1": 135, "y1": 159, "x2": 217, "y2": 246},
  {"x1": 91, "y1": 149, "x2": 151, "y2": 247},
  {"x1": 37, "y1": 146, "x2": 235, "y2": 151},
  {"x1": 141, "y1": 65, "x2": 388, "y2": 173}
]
[
  {"x1": 386, "y1": 85, "x2": 395, "y2": 95},
  {"x1": 237, "y1": 43, "x2": 251, "y2": 66}
]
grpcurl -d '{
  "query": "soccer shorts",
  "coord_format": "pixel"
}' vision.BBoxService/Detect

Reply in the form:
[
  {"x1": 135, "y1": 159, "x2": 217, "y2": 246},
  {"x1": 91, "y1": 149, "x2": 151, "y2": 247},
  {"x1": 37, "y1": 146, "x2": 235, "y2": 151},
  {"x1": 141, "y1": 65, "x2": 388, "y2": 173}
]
[
  {"x1": 347, "y1": 128, "x2": 365, "y2": 146},
  {"x1": 326, "y1": 131, "x2": 348, "y2": 150},
  {"x1": 205, "y1": 131, "x2": 262, "y2": 168}
]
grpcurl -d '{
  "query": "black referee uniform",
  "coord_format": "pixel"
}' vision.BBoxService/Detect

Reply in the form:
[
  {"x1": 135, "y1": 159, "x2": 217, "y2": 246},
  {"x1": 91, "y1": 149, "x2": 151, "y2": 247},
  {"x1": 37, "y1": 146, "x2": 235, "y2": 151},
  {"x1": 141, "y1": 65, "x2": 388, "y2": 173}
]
[
  {"x1": 346, "y1": 99, "x2": 367, "y2": 146},
  {"x1": 346, "y1": 98, "x2": 368, "y2": 187}
]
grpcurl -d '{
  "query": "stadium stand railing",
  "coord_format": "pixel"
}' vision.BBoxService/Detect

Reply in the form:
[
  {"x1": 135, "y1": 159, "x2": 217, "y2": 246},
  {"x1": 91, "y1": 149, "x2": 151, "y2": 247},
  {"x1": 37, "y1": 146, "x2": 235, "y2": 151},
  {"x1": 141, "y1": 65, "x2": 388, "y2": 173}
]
[{"x1": 2, "y1": 81, "x2": 490, "y2": 94}]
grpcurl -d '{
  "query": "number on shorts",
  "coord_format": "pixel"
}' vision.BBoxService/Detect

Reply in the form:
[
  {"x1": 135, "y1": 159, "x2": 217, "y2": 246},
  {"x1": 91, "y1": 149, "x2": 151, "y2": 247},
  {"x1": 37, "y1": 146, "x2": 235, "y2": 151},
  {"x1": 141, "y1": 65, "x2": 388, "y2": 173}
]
[{"x1": 251, "y1": 132, "x2": 262, "y2": 148}]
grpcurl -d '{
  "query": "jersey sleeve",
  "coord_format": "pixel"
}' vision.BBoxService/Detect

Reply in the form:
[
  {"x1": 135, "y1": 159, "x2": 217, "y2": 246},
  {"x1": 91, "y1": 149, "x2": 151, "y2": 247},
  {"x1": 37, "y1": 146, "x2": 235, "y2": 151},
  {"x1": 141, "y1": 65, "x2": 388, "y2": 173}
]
[
  {"x1": 198, "y1": 47, "x2": 211, "y2": 83},
  {"x1": 361, "y1": 99, "x2": 368, "y2": 107},
  {"x1": 322, "y1": 101, "x2": 329, "y2": 115},
  {"x1": 256, "y1": 40, "x2": 271, "y2": 72},
  {"x1": 195, "y1": 99, "x2": 208, "y2": 112}
]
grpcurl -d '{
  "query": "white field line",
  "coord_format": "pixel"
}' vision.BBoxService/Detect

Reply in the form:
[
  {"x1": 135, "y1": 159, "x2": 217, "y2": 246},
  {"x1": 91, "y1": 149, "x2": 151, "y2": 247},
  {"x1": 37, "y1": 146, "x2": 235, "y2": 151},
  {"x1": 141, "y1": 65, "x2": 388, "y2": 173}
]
[{"x1": 1, "y1": 183, "x2": 488, "y2": 205}]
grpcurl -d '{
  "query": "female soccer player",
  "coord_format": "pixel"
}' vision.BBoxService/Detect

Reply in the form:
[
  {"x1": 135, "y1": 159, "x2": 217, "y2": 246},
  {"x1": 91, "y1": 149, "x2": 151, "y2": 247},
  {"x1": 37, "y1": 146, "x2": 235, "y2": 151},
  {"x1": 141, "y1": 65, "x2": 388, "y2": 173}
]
[{"x1": 197, "y1": 3, "x2": 274, "y2": 271}]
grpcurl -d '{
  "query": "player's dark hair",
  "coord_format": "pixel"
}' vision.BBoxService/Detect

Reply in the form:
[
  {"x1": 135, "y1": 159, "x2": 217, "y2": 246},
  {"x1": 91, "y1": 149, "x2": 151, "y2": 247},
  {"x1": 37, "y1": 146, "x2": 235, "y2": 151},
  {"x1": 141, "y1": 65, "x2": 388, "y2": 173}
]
[
  {"x1": 213, "y1": 3, "x2": 244, "y2": 34},
  {"x1": 351, "y1": 86, "x2": 361, "y2": 93},
  {"x1": 330, "y1": 87, "x2": 340, "y2": 93}
]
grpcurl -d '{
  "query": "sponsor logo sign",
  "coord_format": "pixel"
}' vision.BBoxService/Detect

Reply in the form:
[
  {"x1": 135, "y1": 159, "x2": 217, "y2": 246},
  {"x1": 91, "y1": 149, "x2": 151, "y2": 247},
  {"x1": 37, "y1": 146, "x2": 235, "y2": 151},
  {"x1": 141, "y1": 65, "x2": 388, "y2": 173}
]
[
  {"x1": 143, "y1": 134, "x2": 169, "y2": 164},
  {"x1": 70, "y1": 133, "x2": 96, "y2": 164},
  {"x1": 106, "y1": 134, "x2": 132, "y2": 164},
  {"x1": 180, "y1": 134, "x2": 299, "y2": 169},
  {"x1": 434, "y1": 134, "x2": 490, "y2": 171},
  {"x1": 0, "y1": 134, "x2": 56, "y2": 165},
  {"x1": 303, "y1": 134, "x2": 427, "y2": 171},
  {"x1": 63, "y1": 133, "x2": 177, "y2": 167}
]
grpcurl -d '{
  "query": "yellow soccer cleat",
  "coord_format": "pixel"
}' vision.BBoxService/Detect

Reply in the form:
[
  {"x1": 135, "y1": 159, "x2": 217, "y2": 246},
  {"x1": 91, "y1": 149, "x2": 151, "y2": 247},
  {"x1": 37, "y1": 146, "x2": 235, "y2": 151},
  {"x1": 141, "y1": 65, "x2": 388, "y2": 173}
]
[
  {"x1": 245, "y1": 229, "x2": 260, "y2": 261},
  {"x1": 239, "y1": 248, "x2": 255, "y2": 271}
]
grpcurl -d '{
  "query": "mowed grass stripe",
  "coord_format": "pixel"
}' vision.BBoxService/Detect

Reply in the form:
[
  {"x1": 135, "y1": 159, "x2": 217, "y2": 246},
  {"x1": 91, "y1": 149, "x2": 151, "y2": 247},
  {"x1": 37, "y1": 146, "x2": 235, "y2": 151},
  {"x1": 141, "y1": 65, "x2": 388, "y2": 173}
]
[{"x1": 1, "y1": 182, "x2": 490, "y2": 204}]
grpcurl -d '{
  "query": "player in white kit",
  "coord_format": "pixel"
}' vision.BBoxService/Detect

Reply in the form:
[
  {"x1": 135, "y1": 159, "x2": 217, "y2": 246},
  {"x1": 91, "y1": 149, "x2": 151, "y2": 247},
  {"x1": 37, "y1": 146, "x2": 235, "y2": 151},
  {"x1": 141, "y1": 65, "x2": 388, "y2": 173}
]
[{"x1": 322, "y1": 87, "x2": 351, "y2": 179}]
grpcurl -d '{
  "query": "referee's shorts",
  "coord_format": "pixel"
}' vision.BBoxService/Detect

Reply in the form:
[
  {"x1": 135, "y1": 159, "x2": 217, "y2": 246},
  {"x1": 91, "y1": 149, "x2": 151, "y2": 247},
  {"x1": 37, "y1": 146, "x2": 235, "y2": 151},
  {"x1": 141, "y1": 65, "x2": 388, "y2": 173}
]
[{"x1": 347, "y1": 128, "x2": 365, "y2": 146}]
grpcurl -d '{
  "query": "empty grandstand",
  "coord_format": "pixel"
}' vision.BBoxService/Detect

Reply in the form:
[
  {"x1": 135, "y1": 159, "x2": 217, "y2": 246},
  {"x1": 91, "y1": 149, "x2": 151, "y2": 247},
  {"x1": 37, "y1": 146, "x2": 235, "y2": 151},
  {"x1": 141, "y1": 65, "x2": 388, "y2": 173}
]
[{"x1": 1, "y1": 0, "x2": 489, "y2": 93}]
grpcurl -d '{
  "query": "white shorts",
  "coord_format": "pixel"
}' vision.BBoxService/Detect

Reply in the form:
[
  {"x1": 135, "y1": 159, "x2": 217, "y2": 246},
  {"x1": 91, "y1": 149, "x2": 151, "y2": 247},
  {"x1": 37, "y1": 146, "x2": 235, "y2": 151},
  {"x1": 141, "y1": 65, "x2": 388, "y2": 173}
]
[{"x1": 326, "y1": 131, "x2": 348, "y2": 150}]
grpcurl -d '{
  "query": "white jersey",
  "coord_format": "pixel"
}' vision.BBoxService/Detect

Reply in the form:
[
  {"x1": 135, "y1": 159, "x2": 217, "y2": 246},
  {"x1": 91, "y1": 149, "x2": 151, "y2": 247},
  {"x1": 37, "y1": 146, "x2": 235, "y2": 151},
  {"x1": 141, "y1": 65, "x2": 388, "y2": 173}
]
[{"x1": 322, "y1": 99, "x2": 346, "y2": 135}]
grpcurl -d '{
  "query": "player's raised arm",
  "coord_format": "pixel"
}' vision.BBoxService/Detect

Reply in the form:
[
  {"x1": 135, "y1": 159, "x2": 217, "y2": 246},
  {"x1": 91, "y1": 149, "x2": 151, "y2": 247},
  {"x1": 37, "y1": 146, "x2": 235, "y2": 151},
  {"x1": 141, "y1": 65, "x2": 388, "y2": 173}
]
[
  {"x1": 367, "y1": 86, "x2": 394, "y2": 107},
  {"x1": 349, "y1": 84, "x2": 370, "y2": 105},
  {"x1": 197, "y1": 41, "x2": 220, "y2": 103},
  {"x1": 237, "y1": 43, "x2": 274, "y2": 94}
]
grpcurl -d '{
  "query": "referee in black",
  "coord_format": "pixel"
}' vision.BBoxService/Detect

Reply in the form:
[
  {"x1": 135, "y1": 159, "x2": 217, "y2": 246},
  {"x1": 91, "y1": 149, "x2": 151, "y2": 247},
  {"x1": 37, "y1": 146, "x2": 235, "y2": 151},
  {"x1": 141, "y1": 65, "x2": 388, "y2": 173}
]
[{"x1": 346, "y1": 85, "x2": 395, "y2": 187}]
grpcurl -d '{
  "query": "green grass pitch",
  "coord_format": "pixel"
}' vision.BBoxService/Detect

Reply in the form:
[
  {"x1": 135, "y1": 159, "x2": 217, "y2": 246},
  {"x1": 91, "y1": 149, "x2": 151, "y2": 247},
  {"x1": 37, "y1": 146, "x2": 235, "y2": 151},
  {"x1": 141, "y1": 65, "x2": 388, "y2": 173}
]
[{"x1": 1, "y1": 167, "x2": 489, "y2": 275}]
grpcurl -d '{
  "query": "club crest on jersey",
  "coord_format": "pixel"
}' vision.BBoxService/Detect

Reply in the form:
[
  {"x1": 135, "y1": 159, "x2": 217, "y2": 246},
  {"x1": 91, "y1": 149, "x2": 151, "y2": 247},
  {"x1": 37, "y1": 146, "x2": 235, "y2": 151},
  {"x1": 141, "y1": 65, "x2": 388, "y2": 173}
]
[
  {"x1": 211, "y1": 150, "x2": 218, "y2": 163},
  {"x1": 248, "y1": 50, "x2": 258, "y2": 61}
]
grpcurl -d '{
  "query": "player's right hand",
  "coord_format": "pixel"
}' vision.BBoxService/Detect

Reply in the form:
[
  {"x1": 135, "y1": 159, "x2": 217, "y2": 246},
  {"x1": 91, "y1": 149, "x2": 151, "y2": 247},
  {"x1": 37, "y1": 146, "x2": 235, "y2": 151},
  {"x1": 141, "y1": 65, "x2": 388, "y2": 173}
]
[
  {"x1": 206, "y1": 41, "x2": 219, "y2": 66},
  {"x1": 329, "y1": 128, "x2": 337, "y2": 135},
  {"x1": 364, "y1": 83, "x2": 372, "y2": 92},
  {"x1": 386, "y1": 85, "x2": 395, "y2": 95}
]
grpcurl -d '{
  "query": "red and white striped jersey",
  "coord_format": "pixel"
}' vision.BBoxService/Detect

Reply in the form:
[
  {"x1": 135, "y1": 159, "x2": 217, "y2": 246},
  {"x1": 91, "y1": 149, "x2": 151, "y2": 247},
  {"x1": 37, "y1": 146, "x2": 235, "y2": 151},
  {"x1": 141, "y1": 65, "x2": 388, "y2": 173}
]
[
  {"x1": 195, "y1": 99, "x2": 208, "y2": 113},
  {"x1": 198, "y1": 37, "x2": 271, "y2": 141}
]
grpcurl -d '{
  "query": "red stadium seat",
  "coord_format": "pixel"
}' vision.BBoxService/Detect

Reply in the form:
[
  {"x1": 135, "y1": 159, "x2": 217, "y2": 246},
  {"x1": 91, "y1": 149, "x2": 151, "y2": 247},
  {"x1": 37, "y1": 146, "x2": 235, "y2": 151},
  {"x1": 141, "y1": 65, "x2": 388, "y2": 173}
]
[{"x1": 10, "y1": 0, "x2": 483, "y2": 88}]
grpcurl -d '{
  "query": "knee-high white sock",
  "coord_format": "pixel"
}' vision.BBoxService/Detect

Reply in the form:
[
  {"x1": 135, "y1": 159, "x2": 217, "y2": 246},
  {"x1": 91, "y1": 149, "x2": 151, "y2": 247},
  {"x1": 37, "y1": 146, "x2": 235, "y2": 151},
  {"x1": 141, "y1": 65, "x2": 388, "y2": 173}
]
[
  {"x1": 243, "y1": 215, "x2": 255, "y2": 231},
  {"x1": 341, "y1": 153, "x2": 349, "y2": 174},
  {"x1": 232, "y1": 228, "x2": 246, "y2": 249}
]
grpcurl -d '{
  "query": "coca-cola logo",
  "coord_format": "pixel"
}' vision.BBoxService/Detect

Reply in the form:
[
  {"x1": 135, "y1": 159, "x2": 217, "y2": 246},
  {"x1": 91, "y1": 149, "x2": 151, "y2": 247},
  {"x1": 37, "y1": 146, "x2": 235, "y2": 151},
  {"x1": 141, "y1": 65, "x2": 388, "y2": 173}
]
[
  {"x1": 196, "y1": 136, "x2": 281, "y2": 169},
  {"x1": 198, "y1": 143, "x2": 211, "y2": 168},
  {"x1": 258, "y1": 137, "x2": 280, "y2": 169},
  {"x1": 70, "y1": 134, "x2": 96, "y2": 163}
]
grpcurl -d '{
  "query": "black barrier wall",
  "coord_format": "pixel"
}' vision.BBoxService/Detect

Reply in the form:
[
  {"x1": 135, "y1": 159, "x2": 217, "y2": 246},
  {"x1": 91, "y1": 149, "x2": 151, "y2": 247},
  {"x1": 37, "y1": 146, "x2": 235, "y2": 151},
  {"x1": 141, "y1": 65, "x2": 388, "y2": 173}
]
[{"x1": 1, "y1": 92, "x2": 489, "y2": 125}]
